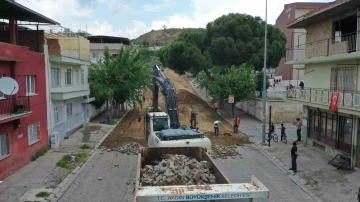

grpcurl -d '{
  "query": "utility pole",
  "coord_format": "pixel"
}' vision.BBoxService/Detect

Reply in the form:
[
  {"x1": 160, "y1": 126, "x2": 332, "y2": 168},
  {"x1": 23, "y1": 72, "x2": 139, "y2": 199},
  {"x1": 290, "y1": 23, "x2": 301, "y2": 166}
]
[{"x1": 262, "y1": 0, "x2": 268, "y2": 145}]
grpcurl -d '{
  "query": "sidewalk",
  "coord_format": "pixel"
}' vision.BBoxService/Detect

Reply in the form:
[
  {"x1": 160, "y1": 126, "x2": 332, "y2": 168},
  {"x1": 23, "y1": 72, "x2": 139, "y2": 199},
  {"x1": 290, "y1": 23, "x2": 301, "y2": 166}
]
[
  {"x1": 188, "y1": 78, "x2": 360, "y2": 202},
  {"x1": 0, "y1": 118, "x2": 116, "y2": 202}
]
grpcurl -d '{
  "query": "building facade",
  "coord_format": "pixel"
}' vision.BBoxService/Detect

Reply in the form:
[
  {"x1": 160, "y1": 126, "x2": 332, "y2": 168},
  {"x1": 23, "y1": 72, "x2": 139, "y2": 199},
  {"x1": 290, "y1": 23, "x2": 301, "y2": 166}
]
[
  {"x1": 275, "y1": 2, "x2": 327, "y2": 84},
  {"x1": 87, "y1": 35, "x2": 130, "y2": 64},
  {"x1": 286, "y1": 0, "x2": 360, "y2": 168},
  {"x1": 45, "y1": 34, "x2": 94, "y2": 142},
  {"x1": 0, "y1": 1, "x2": 59, "y2": 179}
]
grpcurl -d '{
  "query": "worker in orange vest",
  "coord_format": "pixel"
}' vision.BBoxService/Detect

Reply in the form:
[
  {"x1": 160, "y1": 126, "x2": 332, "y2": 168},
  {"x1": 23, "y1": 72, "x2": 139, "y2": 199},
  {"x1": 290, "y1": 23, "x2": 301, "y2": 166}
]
[
  {"x1": 214, "y1": 102, "x2": 218, "y2": 112},
  {"x1": 233, "y1": 117, "x2": 240, "y2": 134}
]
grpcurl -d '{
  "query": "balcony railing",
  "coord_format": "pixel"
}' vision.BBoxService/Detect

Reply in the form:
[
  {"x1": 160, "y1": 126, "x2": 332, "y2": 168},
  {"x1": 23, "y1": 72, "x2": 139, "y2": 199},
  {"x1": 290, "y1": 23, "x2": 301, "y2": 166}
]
[
  {"x1": 286, "y1": 31, "x2": 360, "y2": 62},
  {"x1": 286, "y1": 87, "x2": 360, "y2": 109},
  {"x1": 51, "y1": 84, "x2": 90, "y2": 93},
  {"x1": 0, "y1": 96, "x2": 30, "y2": 118},
  {"x1": 255, "y1": 89, "x2": 286, "y2": 101}
]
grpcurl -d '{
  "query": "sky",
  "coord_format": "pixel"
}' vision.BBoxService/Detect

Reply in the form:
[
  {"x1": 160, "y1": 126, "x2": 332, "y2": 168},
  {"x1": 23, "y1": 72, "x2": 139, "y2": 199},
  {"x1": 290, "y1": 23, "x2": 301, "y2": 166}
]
[{"x1": 16, "y1": 0, "x2": 332, "y2": 39}]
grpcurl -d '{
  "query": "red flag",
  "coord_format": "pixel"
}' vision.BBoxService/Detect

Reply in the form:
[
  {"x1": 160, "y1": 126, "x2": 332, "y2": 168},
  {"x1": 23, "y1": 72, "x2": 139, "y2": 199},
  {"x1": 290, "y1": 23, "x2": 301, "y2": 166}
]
[{"x1": 329, "y1": 92, "x2": 339, "y2": 111}]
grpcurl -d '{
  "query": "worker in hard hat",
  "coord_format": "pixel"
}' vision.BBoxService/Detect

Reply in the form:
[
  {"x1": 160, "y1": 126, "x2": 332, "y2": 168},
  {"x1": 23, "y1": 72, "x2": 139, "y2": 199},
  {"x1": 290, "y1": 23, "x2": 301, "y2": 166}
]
[{"x1": 214, "y1": 120, "x2": 222, "y2": 136}]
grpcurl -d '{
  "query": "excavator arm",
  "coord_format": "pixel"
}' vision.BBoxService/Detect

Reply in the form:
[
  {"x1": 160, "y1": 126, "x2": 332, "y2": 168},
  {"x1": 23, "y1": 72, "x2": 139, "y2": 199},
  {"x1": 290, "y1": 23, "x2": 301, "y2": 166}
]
[{"x1": 151, "y1": 65, "x2": 180, "y2": 129}]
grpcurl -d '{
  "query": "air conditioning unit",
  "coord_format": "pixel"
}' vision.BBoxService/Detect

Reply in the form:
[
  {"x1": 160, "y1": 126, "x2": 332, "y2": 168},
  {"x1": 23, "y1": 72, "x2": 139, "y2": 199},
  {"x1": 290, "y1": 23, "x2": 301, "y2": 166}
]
[{"x1": 50, "y1": 132, "x2": 60, "y2": 149}]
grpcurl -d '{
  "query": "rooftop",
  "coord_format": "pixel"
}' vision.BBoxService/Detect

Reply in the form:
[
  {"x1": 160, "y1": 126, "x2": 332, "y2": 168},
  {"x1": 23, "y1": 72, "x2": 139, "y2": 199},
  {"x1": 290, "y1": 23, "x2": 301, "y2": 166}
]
[
  {"x1": 0, "y1": 0, "x2": 59, "y2": 24},
  {"x1": 87, "y1": 35, "x2": 131, "y2": 45},
  {"x1": 287, "y1": 0, "x2": 360, "y2": 29}
]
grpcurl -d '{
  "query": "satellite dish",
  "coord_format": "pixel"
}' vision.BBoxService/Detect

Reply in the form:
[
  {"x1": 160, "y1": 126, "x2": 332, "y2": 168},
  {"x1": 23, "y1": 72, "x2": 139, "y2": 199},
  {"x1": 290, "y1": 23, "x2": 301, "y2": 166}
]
[{"x1": 0, "y1": 77, "x2": 19, "y2": 95}]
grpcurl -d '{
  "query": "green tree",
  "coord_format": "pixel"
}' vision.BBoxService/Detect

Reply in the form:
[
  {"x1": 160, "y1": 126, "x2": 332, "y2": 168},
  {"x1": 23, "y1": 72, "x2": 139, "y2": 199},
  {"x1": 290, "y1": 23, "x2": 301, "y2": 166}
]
[
  {"x1": 196, "y1": 64, "x2": 257, "y2": 116},
  {"x1": 164, "y1": 13, "x2": 286, "y2": 75},
  {"x1": 256, "y1": 73, "x2": 270, "y2": 91},
  {"x1": 163, "y1": 13, "x2": 286, "y2": 109},
  {"x1": 89, "y1": 46, "x2": 152, "y2": 117}
]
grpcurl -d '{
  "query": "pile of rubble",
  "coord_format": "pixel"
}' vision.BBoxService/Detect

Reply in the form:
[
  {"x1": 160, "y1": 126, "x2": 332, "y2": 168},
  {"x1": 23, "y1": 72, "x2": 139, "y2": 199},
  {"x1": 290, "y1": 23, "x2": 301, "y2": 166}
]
[
  {"x1": 140, "y1": 154, "x2": 217, "y2": 186},
  {"x1": 117, "y1": 142, "x2": 141, "y2": 155},
  {"x1": 209, "y1": 144, "x2": 242, "y2": 159}
]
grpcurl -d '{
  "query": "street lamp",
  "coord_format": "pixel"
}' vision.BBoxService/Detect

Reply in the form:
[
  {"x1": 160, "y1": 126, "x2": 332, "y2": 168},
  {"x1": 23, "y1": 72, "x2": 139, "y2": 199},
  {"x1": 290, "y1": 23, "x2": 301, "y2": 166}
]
[{"x1": 262, "y1": 0, "x2": 268, "y2": 145}]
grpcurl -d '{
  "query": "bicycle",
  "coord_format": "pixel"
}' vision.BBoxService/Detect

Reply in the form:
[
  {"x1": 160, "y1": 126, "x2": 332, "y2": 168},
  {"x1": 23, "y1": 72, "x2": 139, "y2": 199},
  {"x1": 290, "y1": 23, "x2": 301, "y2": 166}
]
[{"x1": 265, "y1": 132, "x2": 278, "y2": 142}]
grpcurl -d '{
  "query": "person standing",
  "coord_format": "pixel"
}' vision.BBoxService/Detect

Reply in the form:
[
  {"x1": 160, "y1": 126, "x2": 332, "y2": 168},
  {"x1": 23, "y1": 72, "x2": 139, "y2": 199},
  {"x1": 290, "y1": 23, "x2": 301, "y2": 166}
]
[
  {"x1": 296, "y1": 118, "x2": 302, "y2": 142},
  {"x1": 233, "y1": 117, "x2": 240, "y2": 133},
  {"x1": 280, "y1": 123, "x2": 286, "y2": 141},
  {"x1": 214, "y1": 102, "x2": 219, "y2": 112},
  {"x1": 214, "y1": 120, "x2": 222, "y2": 136},
  {"x1": 290, "y1": 141, "x2": 299, "y2": 174}
]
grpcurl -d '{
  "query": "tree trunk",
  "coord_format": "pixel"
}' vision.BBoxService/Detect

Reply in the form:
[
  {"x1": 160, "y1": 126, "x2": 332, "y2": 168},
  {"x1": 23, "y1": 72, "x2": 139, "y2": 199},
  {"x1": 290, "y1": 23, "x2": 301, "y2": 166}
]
[
  {"x1": 120, "y1": 102, "x2": 125, "y2": 112},
  {"x1": 114, "y1": 102, "x2": 121, "y2": 117}
]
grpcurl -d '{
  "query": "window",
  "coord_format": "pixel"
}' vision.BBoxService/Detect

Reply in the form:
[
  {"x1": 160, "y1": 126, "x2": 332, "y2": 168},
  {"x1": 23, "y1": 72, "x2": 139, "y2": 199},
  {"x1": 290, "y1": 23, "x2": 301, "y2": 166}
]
[
  {"x1": 54, "y1": 106, "x2": 63, "y2": 125},
  {"x1": 152, "y1": 118, "x2": 168, "y2": 131},
  {"x1": 0, "y1": 133, "x2": 10, "y2": 159},
  {"x1": 81, "y1": 69, "x2": 85, "y2": 84},
  {"x1": 26, "y1": 76, "x2": 35, "y2": 95},
  {"x1": 112, "y1": 54, "x2": 119, "y2": 57},
  {"x1": 330, "y1": 66, "x2": 356, "y2": 91},
  {"x1": 66, "y1": 102, "x2": 73, "y2": 117},
  {"x1": 91, "y1": 52, "x2": 96, "y2": 59},
  {"x1": 0, "y1": 74, "x2": 4, "y2": 98},
  {"x1": 51, "y1": 68, "x2": 60, "y2": 87},
  {"x1": 65, "y1": 69, "x2": 72, "y2": 85},
  {"x1": 28, "y1": 122, "x2": 40, "y2": 145}
]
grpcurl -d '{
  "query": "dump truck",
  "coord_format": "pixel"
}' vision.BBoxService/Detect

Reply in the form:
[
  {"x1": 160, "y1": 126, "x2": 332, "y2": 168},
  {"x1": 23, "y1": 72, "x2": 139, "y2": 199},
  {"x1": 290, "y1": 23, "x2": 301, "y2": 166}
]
[
  {"x1": 144, "y1": 65, "x2": 211, "y2": 150},
  {"x1": 134, "y1": 147, "x2": 269, "y2": 202}
]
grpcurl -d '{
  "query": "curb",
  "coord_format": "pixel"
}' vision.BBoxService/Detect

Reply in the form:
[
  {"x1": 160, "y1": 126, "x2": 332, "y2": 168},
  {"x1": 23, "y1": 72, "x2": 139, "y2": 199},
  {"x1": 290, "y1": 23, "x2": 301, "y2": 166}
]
[
  {"x1": 46, "y1": 110, "x2": 130, "y2": 202},
  {"x1": 187, "y1": 77, "x2": 322, "y2": 202}
]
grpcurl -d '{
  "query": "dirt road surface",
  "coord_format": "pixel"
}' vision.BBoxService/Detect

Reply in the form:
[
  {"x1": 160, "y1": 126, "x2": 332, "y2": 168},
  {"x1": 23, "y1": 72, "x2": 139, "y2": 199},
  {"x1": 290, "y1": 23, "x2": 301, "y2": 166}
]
[{"x1": 101, "y1": 69, "x2": 249, "y2": 148}]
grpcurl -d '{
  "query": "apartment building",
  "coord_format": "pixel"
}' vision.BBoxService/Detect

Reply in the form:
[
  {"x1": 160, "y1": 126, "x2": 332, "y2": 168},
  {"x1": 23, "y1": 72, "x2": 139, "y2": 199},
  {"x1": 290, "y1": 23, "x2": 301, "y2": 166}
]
[
  {"x1": 87, "y1": 35, "x2": 130, "y2": 63},
  {"x1": 286, "y1": 0, "x2": 360, "y2": 169},
  {"x1": 45, "y1": 34, "x2": 94, "y2": 142},
  {"x1": 275, "y1": 2, "x2": 327, "y2": 85},
  {"x1": 0, "y1": 0, "x2": 59, "y2": 179}
]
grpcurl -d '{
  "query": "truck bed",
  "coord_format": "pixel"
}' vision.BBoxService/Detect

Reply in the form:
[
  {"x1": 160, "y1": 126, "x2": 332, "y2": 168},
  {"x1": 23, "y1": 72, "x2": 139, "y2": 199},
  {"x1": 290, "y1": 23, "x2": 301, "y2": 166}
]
[{"x1": 134, "y1": 147, "x2": 269, "y2": 202}]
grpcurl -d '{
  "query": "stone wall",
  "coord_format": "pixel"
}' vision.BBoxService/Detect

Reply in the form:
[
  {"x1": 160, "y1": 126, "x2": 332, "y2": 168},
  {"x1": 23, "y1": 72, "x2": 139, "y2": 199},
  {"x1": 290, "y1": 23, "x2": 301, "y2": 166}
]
[{"x1": 237, "y1": 98, "x2": 303, "y2": 123}]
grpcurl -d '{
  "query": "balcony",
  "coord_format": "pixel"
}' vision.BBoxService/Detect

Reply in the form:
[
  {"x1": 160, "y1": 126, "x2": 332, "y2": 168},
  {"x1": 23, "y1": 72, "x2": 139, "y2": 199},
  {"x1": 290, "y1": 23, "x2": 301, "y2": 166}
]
[
  {"x1": 51, "y1": 84, "x2": 90, "y2": 100},
  {"x1": 0, "y1": 96, "x2": 31, "y2": 124},
  {"x1": 46, "y1": 34, "x2": 90, "y2": 63},
  {"x1": 286, "y1": 87, "x2": 360, "y2": 111},
  {"x1": 286, "y1": 32, "x2": 360, "y2": 64}
]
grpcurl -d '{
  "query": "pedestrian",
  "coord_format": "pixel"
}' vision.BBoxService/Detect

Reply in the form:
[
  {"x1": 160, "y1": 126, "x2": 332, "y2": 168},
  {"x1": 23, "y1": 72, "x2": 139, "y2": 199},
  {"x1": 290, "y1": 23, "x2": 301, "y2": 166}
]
[
  {"x1": 296, "y1": 118, "x2": 302, "y2": 142},
  {"x1": 299, "y1": 81, "x2": 304, "y2": 89},
  {"x1": 280, "y1": 123, "x2": 286, "y2": 141},
  {"x1": 214, "y1": 120, "x2": 222, "y2": 136},
  {"x1": 233, "y1": 116, "x2": 240, "y2": 133},
  {"x1": 290, "y1": 141, "x2": 299, "y2": 174},
  {"x1": 214, "y1": 102, "x2": 218, "y2": 112}
]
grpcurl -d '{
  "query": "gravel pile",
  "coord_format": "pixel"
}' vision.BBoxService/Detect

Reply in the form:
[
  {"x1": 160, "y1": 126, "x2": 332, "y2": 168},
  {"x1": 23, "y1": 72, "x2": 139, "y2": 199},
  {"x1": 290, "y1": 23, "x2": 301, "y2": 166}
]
[
  {"x1": 140, "y1": 154, "x2": 216, "y2": 186},
  {"x1": 117, "y1": 142, "x2": 141, "y2": 155},
  {"x1": 209, "y1": 144, "x2": 241, "y2": 159}
]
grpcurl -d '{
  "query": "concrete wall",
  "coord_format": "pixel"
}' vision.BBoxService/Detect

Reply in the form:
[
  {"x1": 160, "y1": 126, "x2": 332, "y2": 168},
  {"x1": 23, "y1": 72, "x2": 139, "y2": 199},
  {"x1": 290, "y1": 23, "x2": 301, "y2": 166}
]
[
  {"x1": 237, "y1": 99, "x2": 303, "y2": 123},
  {"x1": 303, "y1": 59, "x2": 359, "y2": 90},
  {"x1": 0, "y1": 30, "x2": 45, "y2": 52},
  {"x1": 89, "y1": 103, "x2": 107, "y2": 120},
  {"x1": 0, "y1": 42, "x2": 48, "y2": 179}
]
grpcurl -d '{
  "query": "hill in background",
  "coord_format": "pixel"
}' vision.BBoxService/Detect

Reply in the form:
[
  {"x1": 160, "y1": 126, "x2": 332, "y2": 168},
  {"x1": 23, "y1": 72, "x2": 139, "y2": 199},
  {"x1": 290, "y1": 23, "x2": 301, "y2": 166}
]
[{"x1": 132, "y1": 28, "x2": 199, "y2": 46}]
